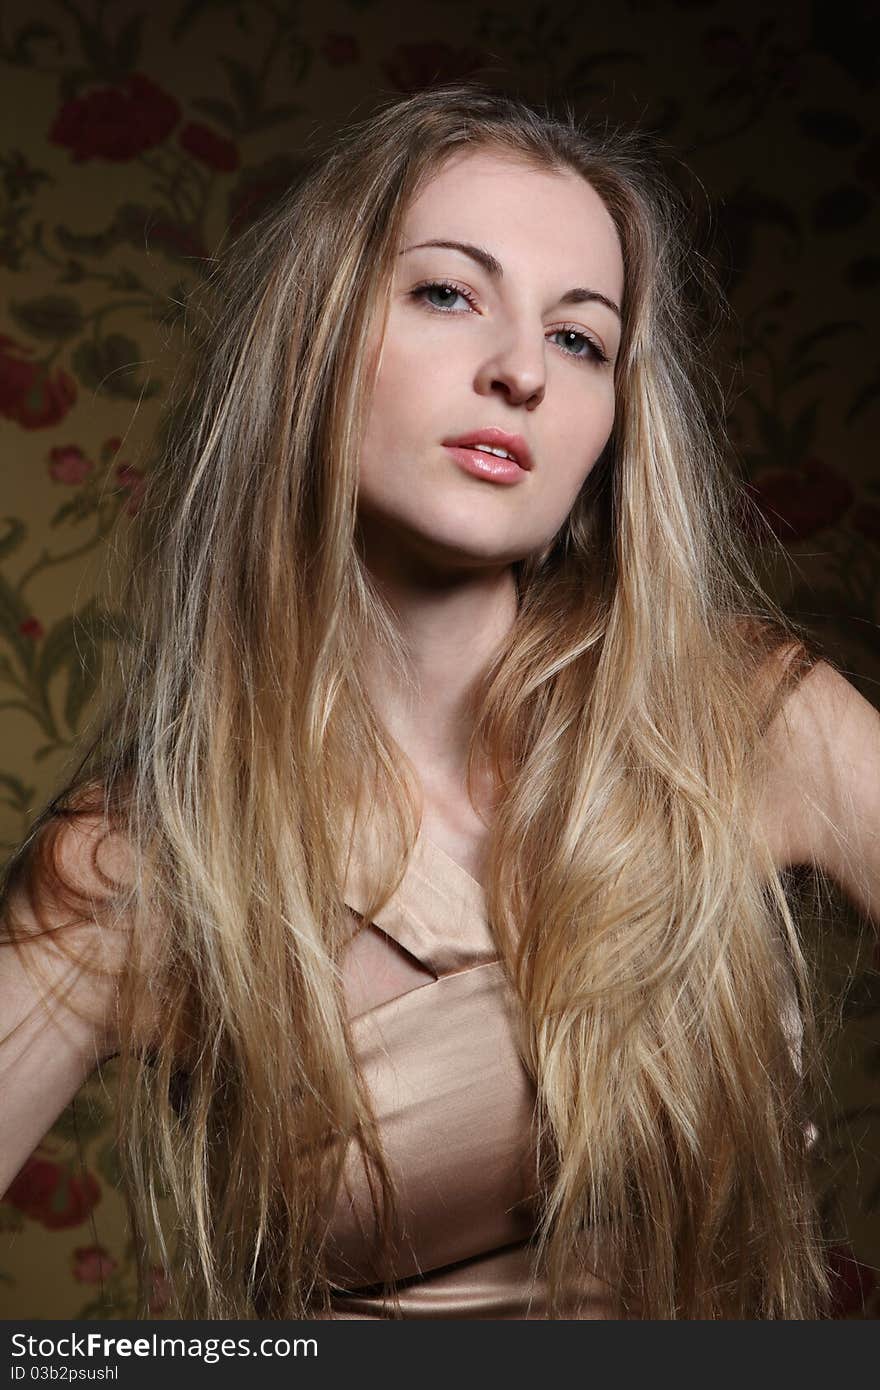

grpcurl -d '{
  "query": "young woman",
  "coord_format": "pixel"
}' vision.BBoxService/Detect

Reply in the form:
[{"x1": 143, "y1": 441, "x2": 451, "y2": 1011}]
[{"x1": 2, "y1": 84, "x2": 878, "y2": 1321}]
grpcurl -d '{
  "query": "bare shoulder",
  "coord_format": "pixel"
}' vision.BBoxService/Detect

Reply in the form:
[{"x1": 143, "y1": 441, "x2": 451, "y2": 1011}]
[
  {"x1": 758, "y1": 654, "x2": 880, "y2": 923},
  {"x1": 2, "y1": 810, "x2": 140, "y2": 1055},
  {"x1": 51, "y1": 810, "x2": 137, "y2": 899},
  {"x1": 13, "y1": 811, "x2": 136, "y2": 934},
  {"x1": 0, "y1": 810, "x2": 143, "y2": 1196}
]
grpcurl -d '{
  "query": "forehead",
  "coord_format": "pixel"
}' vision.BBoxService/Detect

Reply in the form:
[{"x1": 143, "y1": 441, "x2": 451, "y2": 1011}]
[{"x1": 402, "y1": 148, "x2": 624, "y2": 304}]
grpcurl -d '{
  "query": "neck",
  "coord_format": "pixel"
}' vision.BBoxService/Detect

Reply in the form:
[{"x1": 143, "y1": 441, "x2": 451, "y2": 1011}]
[{"x1": 357, "y1": 527, "x2": 519, "y2": 803}]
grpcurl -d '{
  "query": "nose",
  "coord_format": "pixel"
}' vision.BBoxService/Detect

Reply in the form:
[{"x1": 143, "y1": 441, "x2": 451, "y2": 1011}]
[{"x1": 473, "y1": 321, "x2": 546, "y2": 409}]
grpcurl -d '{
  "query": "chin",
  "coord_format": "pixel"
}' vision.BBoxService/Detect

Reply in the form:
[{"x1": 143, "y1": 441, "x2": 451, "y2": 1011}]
[
  {"x1": 414, "y1": 517, "x2": 528, "y2": 560},
  {"x1": 359, "y1": 500, "x2": 535, "y2": 566}
]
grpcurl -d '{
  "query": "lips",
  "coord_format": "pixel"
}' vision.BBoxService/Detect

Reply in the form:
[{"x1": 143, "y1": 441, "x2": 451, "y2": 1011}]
[{"x1": 442, "y1": 427, "x2": 534, "y2": 472}]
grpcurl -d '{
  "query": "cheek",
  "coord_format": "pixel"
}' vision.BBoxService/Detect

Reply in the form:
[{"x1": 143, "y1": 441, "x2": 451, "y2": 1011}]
[
  {"x1": 556, "y1": 390, "x2": 615, "y2": 491},
  {"x1": 360, "y1": 371, "x2": 403, "y2": 476},
  {"x1": 358, "y1": 356, "x2": 424, "y2": 502},
  {"x1": 362, "y1": 327, "x2": 447, "y2": 458}
]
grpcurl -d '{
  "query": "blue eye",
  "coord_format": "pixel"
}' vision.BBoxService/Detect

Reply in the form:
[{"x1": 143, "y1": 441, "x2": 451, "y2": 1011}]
[
  {"x1": 550, "y1": 328, "x2": 610, "y2": 366},
  {"x1": 411, "y1": 280, "x2": 477, "y2": 312},
  {"x1": 410, "y1": 280, "x2": 610, "y2": 367}
]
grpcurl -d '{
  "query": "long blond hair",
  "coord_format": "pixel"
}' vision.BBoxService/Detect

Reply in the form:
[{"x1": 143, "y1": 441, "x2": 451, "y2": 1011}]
[{"x1": 2, "y1": 84, "x2": 834, "y2": 1318}]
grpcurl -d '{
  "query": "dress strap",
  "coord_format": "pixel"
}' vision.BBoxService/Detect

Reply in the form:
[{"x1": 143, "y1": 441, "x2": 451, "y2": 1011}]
[{"x1": 342, "y1": 815, "x2": 496, "y2": 976}]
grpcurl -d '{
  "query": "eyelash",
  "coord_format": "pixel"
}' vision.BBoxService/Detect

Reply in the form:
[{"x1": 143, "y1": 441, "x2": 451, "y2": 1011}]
[{"x1": 409, "y1": 278, "x2": 610, "y2": 367}]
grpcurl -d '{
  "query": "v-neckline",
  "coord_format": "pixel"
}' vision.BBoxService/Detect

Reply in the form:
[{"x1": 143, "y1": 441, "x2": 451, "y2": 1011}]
[
  {"x1": 418, "y1": 828, "x2": 487, "y2": 896},
  {"x1": 342, "y1": 815, "x2": 494, "y2": 975}
]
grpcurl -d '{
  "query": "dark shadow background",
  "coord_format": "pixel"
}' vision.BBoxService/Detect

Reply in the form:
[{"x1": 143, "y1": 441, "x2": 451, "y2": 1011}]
[{"x1": 0, "y1": 0, "x2": 878, "y2": 1318}]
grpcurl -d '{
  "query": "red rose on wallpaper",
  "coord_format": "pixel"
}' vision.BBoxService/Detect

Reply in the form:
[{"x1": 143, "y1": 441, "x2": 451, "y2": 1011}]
[
  {"x1": 179, "y1": 122, "x2": 240, "y2": 173},
  {"x1": 18, "y1": 617, "x2": 44, "y2": 640},
  {"x1": 742, "y1": 456, "x2": 853, "y2": 542},
  {"x1": 0, "y1": 336, "x2": 76, "y2": 429},
  {"x1": 72, "y1": 1245, "x2": 118, "y2": 1284},
  {"x1": 382, "y1": 41, "x2": 486, "y2": 93},
  {"x1": 50, "y1": 74, "x2": 181, "y2": 163},
  {"x1": 5, "y1": 1156, "x2": 101, "y2": 1230},
  {"x1": 4, "y1": 1155, "x2": 57, "y2": 1213},
  {"x1": 48, "y1": 443, "x2": 93, "y2": 484}
]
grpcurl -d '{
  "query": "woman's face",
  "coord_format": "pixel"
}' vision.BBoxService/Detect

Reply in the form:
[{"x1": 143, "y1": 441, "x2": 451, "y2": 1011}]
[{"x1": 358, "y1": 147, "x2": 624, "y2": 575}]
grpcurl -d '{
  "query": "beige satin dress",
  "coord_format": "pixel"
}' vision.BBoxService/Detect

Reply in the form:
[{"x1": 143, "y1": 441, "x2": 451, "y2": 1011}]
[{"x1": 317, "y1": 824, "x2": 620, "y2": 1319}]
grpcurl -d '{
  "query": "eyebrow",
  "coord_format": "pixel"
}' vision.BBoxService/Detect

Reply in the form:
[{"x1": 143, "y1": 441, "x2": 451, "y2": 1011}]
[{"x1": 399, "y1": 238, "x2": 622, "y2": 319}]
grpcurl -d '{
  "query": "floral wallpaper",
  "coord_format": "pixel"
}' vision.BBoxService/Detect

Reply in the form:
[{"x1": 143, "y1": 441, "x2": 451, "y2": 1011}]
[{"x1": 1, "y1": 0, "x2": 878, "y2": 1319}]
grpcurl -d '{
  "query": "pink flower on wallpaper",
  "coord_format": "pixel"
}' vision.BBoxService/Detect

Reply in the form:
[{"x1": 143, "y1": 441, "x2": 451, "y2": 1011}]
[
  {"x1": 48, "y1": 443, "x2": 94, "y2": 484},
  {"x1": 18, "y1": 617, "x2": 44, "y2": 640},
  {"x1": 0, "y1": 336, "x2": 76, "y2": 429},
  {"x1": 4, "y1": 1156, "x2": 101, "y2": 1230},
  {"x1": 50, "y1": 74, "x2": 181, "y2": 163},
  {"x1": 742, "y1": 457, "x2": 854, "y2": 542},
  {"x1": 115, "y1": 463, "x2": 146, "y2": 516},
  {"x1": 382, "y1": 41, "x2": 486, "y2": 93},
  {"x1": 72, "y1": 1244, "x2": 118, "y2": 1284},
  {"x1": 322, "y1": 33, "x2": 359, "y2": 67},
  {"x1": 179, "y1": 122, "x2": 240, "y2": 173}
]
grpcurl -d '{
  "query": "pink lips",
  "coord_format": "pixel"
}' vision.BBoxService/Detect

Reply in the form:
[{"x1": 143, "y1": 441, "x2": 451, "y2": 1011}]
[{"x1": 442, "y1": 428, "x2": 534, "y2": 484}]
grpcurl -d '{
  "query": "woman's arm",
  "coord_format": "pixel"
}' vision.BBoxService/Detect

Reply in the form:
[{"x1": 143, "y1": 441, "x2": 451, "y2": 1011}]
[
  {"x1": 763, "y1": 658, "x2": 880, "y2": 926},
  {"x1": 0, "y1": 817, "x2": 127, "y2": 1198}
]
